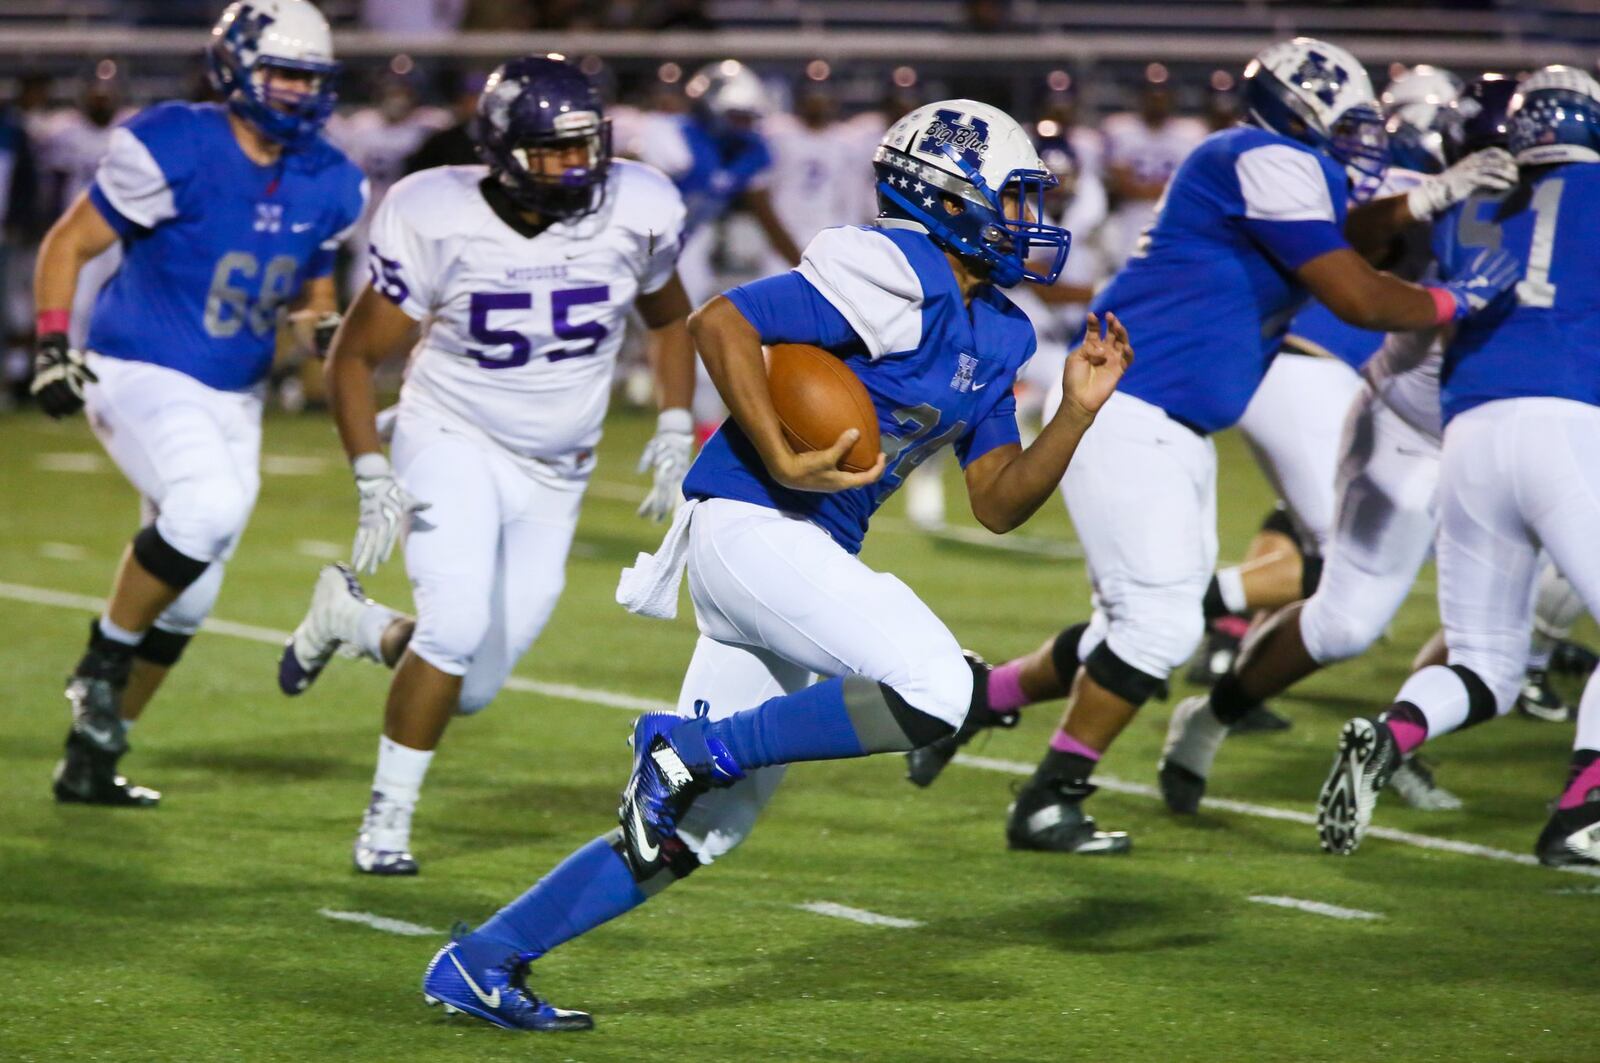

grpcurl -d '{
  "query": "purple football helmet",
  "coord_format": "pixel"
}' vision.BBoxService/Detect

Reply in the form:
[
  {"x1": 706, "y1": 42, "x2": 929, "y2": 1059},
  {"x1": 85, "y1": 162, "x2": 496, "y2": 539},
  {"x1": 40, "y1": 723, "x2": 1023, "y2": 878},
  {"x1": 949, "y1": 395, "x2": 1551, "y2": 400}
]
[{"x1": 472, "y1": 55, "x2": 612, "y2": 220}]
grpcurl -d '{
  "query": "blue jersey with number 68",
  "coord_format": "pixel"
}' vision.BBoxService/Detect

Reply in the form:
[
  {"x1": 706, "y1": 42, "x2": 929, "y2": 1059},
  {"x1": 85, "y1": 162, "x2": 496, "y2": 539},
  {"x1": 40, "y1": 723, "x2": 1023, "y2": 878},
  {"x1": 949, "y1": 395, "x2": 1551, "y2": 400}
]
[
  {"x1": 368, "y1": 161, "x2": 686, "y2": 468},
  {"x1": 1433, "y1": 162, "x2": 1600, "y2": 424},
  {"x1": 87, "y1": 102, "x2": 366, "y2": 391},
  {"x1": 682, "y1": 222, "x2": 1037, "y2": 554}
]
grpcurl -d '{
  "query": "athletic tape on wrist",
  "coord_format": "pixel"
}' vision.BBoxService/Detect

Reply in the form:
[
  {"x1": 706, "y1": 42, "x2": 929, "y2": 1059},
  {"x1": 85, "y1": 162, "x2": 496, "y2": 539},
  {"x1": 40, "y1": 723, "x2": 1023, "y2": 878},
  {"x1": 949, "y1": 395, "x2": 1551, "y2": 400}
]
[{"x1": 1427, "y1": 287, "x2": 1458, "y2": 326}]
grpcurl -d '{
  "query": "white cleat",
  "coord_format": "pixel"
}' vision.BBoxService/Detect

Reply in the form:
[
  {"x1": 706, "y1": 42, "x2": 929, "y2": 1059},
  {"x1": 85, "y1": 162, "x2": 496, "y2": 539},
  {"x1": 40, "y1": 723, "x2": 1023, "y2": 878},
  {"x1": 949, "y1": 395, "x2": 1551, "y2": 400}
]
[
  {"x1": 1386, "y1": 755, "x2": 1463, "y2": 811},
  {"x1": 277, "y1": 563, "x2": 374, "y2": 696},
  {"x1": 1316, "y1": 717, "x2": 1400, "y2": 855},
  {"x1": 354, "y1": 791, "x2": 420, "y2": 876},
  {"x1": 1157, "y1": 695, "x2": 1230, "y2": 814}
]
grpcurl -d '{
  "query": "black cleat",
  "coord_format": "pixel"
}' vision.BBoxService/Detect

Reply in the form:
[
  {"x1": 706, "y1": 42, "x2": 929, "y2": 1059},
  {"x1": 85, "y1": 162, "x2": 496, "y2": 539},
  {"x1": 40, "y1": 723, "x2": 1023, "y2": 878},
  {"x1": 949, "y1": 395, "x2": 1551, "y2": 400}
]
[
  {"x1": 1516, "y1": 668, "x2": 1572, "y2": 723},
  {"x1": 1316, "y1": 717, "x2": 1399, "y2": 855},
  {"x1": 52, "y1": 638, "x2": 158, "y2": 807},
  {"x1": 906, "y1": 655, "x2": 1015, "y2": 788},
  {"x1": 1536, "y1": 798, "x2": 1600, "y2": 867},
  {"x1": 1551, "y1": 639, "x2": 1599, "y2": 681},
  {"x1": 1186, "y1": 618, "x2": 1245, "y2": 687},
  {"x1": 1227, "y1": 703, "x2": 1292, "y2": 735},
  {"x1": 1006, "y1": 779, "x2": 1130, "y2": 854},
  {"x1": 53, "y1": 731, "x2": 160, "y2": 807}
]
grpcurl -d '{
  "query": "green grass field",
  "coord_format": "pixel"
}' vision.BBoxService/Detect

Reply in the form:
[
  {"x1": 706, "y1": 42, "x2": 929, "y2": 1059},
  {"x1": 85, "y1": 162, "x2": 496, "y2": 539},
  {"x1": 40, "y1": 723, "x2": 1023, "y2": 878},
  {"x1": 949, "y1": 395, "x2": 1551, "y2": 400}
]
[{"x1": 2, "y1": 407, "x2": 1596, "y2": 1063}]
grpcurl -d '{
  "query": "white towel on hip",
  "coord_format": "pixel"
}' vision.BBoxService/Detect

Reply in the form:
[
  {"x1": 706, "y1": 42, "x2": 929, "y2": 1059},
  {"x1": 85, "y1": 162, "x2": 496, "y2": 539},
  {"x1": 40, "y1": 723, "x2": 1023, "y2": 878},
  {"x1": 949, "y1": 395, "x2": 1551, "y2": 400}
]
[{"x1": 615, "y1": 499, "x2": 698, "y2": 620}]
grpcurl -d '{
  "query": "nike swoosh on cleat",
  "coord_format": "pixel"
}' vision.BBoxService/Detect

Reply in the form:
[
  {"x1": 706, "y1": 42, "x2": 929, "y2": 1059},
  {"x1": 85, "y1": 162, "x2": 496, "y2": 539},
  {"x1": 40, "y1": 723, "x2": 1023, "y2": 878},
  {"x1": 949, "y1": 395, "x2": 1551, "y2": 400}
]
[
  {"x1": 447, "y1": 950, "x2": 500, "y2": 1009},
  {"x1": 628, "y1": 799, "x2": 659, "y2": 863}
]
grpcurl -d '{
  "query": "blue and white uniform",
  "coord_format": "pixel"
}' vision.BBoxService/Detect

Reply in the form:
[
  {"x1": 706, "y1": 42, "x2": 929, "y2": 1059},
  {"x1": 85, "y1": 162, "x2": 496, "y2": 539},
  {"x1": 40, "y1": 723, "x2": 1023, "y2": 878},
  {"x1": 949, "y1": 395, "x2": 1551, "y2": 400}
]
[
  {"x1": 1233, "y1": 166, "x2": 1428, "y2": 558},
  {"x1": 83, "y1": 100, "x2": 364, "y2": 635},
  {"x1": 1398, "y1": 160, "x2": 1600, "y2": 733},
  {"x1": 624, "y1": 220, "x2": 1033, "y2": 861},
  {"x1": 1059, "y1": 124, "x2": 1351, "y2": 682}
]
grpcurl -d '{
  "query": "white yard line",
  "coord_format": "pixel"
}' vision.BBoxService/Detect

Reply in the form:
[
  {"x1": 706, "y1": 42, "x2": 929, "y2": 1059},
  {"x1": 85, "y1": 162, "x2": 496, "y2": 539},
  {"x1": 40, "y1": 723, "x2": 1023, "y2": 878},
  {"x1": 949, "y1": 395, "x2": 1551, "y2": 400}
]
[
  {"x1": 2, "y1": 578, "x2": 1593, "y2": 879},
  {"x1": 317, "y1": 908, "x2": 444, "y2": 937},
  {"x1": 294, "y1": 539, "x2": 346, "y2": 561},
  {"x1": 953, "y1": 753, "x2": 1600, "y2": 878},
  {"x1": 796, "y1": 901, "x2": 923, "y2": 929},
  {"x1": 38, "y1": 542, "x2": 89, "y2": 561},
  {"x1": 261, "y1": 455, "x2": 330, "y2": 476},
  {"x1": 36, "y1": 452, "x2": 107, "y2": 473},
  {"x1": 1247, "y1": 895, "x2": 1383, "y2": 921}
]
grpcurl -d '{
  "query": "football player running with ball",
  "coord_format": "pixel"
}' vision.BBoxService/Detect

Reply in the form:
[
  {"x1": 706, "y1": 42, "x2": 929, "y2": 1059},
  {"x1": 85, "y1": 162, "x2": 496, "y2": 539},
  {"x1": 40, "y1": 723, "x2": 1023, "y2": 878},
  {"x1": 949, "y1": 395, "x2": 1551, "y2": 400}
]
[
  {"x1": 1315, "y1": 67, "x2": 1600, "y2": 866},
  {"x1": 275, "y1": 56, "x2": 698, "y2": 875},
  {"x1": 417, "y1": 99, "x2": 1131, "y2": 1031},
  {"x1": 30, "y1": 0, "x2": 364, "y2": 806}
]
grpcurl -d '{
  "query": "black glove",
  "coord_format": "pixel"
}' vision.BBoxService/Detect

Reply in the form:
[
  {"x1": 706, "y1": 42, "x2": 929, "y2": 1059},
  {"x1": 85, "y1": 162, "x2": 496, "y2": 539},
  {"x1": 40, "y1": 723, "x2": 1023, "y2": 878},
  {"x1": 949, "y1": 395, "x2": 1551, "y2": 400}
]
[{"x1": 30, "y1": 332, "x2": 97, "y2": 419}]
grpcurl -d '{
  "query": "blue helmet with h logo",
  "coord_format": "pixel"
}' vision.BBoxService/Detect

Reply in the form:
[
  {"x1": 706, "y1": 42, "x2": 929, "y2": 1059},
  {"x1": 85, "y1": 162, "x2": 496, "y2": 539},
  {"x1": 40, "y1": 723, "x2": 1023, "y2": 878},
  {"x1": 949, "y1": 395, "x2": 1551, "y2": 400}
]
[
  {"x1": 208, "y1": 0, "x2": 339, "y2": 149},
  {"x1": 472, "y1": 55, "x2": 612, "y2": 220},
  {"x1": 1509, "y1": 66, "x2": 1600, "y2": 166},
  {"x1": 873, "y1": 99, "x2": 1071, "y2": 288}
]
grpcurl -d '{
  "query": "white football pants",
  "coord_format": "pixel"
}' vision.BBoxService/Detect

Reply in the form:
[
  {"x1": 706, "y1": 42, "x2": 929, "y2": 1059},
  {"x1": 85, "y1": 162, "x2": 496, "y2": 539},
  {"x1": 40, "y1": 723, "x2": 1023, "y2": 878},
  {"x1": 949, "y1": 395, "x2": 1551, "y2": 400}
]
[
  {"x1": 1415, "y1": 398, "x2": 1600, "y2": 740},
  {"x1": 392, "y1": 411, "x2": 585, "y2": 714},
  {"x1": 85, "y1": 354, "x2": 262, "y2": 635},
  {"x1": 673, "y1": 498, "x2": 971, "y2": 863},
  {"x1": 1300, "y1": 387, "x2": 1440, "y2": 664},
  {"x1": 1058, "y1": 391, "x2": 1217, "y2": 681},
  {"x1": 1236, "y1": 353, "x2": 1365, "y2": 553}
]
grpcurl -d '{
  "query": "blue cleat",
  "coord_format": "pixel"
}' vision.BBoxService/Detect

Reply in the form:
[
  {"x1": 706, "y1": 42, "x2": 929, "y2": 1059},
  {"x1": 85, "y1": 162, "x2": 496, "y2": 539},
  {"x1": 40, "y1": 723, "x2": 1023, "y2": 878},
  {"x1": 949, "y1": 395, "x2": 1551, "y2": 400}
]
[
  {"x1": 421, "y1": 936, "x2": 593, "y2": 1032},
  {"x1": 617, "y1": 703, "x2": 744, "y2": 879}
]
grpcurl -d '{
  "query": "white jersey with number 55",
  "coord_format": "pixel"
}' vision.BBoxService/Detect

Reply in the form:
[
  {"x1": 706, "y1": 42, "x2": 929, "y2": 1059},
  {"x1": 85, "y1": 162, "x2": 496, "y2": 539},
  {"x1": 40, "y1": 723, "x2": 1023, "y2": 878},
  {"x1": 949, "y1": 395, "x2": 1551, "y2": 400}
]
[{"x1": 368, "y1": 160, "x2": 685, "y2": 468}]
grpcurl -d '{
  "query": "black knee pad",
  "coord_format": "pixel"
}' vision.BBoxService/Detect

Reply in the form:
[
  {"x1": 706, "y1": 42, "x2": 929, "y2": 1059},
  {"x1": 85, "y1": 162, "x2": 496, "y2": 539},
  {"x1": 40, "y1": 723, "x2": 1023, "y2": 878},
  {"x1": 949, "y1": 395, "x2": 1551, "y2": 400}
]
[
  {"x1": 1259, "y1": 503, "x2": 1299, "y2": 543},
  {"x1": 1448, "y1": 664, "x2": 1499, "y2": 727},
  {"x1": 132, "y1": 525, "x2": 210, "y2": 591},
  {"x1": 1083, "y1": 642, "x2": 1164, "y2": 708},
  {"x1": 879, "y1": 681, "x2": 958, "y2": 747},
  {"x1": 134, "y1": 627, "x2": 193, "y2": 668},
  {"x1": 1300, "y1": 554, "x2": 1325, "y2": 599},
  {"x1": 964, "y1": 653, "x2": 991, "y2": 718},
  {"x1": 1050, "y1": 622, "x2": 1091, "y2": 684}
]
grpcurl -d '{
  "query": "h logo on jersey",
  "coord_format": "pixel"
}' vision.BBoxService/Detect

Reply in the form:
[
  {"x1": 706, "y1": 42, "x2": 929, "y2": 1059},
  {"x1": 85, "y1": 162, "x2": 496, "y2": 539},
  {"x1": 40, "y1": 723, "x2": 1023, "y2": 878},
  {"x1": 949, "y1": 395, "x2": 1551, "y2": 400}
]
[
  {"x1": 1292, "y1": 51, "x2": 1349, "y2": 107},
  {"x1": 917, "y1": 109, "x2": 990, "y2": 169},
  {"x1": 949, "y1": 352, "x2": 979, "y2": 393},
  {"x1": 254, "y1": 202, "x2": 283, "y2": 233}
]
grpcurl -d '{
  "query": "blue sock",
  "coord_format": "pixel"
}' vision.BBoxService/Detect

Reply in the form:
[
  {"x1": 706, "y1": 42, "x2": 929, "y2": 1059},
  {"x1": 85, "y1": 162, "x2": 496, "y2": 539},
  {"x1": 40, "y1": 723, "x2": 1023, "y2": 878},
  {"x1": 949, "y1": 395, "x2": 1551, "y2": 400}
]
[
  {"x1": 466, "y1": 836, "x2": 646, "y2": 962},
  {"x1": 693, "y1": 676, "x2": 868, "y2": 771}
]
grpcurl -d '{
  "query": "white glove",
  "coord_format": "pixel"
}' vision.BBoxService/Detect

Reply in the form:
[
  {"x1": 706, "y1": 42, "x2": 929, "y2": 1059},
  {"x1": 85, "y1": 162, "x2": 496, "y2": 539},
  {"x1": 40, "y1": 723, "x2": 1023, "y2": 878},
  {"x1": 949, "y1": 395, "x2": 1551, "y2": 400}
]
[
  {"x1": 1406, "y1": 147, "x2": 1518, "y2": 222},
  {"x1": 636, "y1": 407, "x2": 694, "y2": 522},
  {"x1": 350, "y1": 452, "x2": 429, "y2": 575}
]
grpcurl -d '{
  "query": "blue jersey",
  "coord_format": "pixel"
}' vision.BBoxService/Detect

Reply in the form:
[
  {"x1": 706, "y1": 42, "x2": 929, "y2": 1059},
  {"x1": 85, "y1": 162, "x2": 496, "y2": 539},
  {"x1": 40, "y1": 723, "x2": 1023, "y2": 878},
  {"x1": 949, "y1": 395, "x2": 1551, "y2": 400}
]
[
  {"x1": 682, "y1": 223, "x2": 1035, "y2": 553},
  {"x1": 1283, "y1": 300, "x2": 1383, "y2": 369},
  {"x1": 1434, "y1": 162, "x2": 1600, "y2": 423},
  {"x1": 86, "y1": 102, "x2": 366, "y2": 391},
  {"x1": 1093, "y1": 125, "x2": 1350, "y2": 433},
  {"x1": 666, "y1": 115, "x2": 772, "y2": 236}
]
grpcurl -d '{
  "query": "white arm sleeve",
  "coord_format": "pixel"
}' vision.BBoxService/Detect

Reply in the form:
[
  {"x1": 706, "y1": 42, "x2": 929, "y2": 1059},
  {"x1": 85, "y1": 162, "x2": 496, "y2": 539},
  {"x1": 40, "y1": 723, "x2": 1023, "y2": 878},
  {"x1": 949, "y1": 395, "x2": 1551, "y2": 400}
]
[
  {"x1": 795, "y1": 226, "x2": 924, "y2": 360},
  {"x1": 1235, "y1": 144, "x2": 1337, "y2": 222},
  {"x1": 94, "y1": 127, "x2": 178, "y2": 228}
]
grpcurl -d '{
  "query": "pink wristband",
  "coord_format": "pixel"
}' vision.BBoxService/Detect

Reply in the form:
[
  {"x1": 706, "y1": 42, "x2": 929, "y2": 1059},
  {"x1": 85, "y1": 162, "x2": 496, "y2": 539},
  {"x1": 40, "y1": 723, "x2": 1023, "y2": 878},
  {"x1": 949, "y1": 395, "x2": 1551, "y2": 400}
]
[
  {"x1": 1426, "y1": 287, "x2": 1458, "y2": 327},
  {"x1": 36, "y1": 309, "x2": 70, "y2": 335}
]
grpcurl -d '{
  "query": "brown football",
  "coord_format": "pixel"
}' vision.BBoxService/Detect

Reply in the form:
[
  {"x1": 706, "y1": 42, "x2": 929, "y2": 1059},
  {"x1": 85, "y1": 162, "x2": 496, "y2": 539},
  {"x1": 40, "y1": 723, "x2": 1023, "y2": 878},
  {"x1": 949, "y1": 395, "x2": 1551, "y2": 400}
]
[{"x1": 766, "y1": 343, "x2": 882, "y2": 473}]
